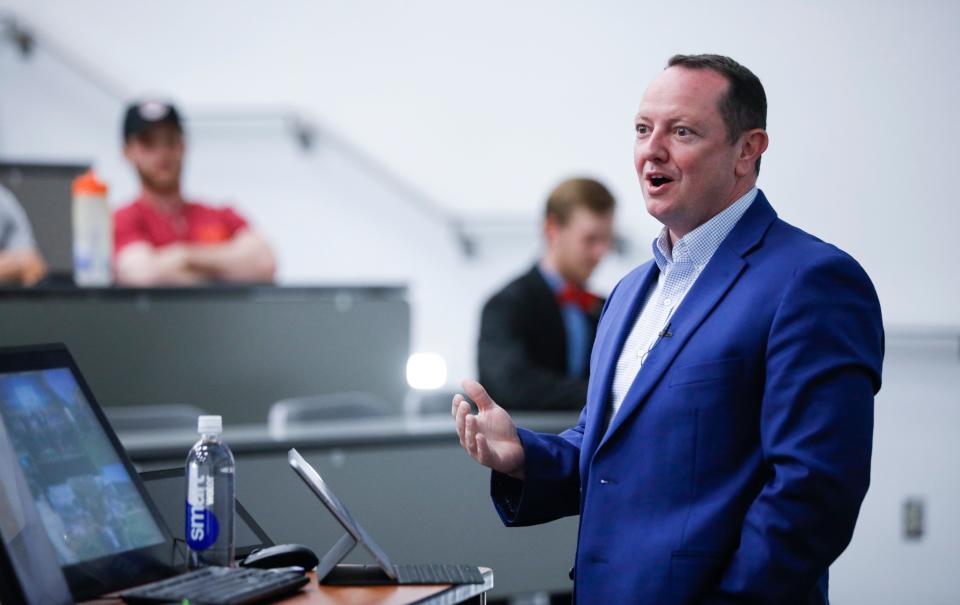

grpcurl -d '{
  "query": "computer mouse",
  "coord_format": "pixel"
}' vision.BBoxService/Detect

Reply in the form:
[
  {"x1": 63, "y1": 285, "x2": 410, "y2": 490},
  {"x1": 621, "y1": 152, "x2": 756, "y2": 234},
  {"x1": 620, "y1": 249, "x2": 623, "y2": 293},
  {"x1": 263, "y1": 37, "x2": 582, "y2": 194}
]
[{"x1": 240, "y1": 544, "x2": 319, "y2": 571}]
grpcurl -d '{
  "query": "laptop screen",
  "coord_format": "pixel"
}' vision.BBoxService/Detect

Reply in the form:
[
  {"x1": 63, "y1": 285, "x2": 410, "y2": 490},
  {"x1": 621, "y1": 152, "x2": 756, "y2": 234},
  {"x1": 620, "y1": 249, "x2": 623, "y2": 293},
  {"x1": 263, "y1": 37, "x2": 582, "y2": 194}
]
[
  {"x1": 0, "y1": 345, "x2": 177, "y2": 600},
  {"x1": 0, "y1": 367, "x2": 166, "y2": 565}
]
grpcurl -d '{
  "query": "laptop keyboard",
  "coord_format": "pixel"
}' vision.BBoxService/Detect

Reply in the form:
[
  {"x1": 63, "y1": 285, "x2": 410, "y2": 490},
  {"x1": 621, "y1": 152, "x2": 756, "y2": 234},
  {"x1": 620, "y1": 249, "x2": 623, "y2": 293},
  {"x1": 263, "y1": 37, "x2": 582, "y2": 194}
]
[
  {"x1": 120, "y1": 566, "x2": 308, "y2": 605},
  {"x1": 394, "y1": 563, "x2": 485, "y2": 585}
]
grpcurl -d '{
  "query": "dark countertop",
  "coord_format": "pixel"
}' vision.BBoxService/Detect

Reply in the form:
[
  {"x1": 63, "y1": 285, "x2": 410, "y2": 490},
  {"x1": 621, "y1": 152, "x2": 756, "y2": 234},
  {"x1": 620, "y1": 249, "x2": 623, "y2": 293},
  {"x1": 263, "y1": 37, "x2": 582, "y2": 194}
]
[
  {"x1": 0, "y1": 283, "x2": 408, "y2": 300},
  {"x1": 118, "y1": 413, "x2": 581, "y2": 462}
]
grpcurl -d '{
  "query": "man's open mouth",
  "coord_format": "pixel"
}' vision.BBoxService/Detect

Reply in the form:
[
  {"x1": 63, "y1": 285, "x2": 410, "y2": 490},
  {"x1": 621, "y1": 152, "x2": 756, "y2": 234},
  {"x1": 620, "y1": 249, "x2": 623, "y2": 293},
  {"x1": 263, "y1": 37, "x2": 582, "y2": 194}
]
[{"x1": 646, "y1": 173, "x2": 675, "y2": 189}]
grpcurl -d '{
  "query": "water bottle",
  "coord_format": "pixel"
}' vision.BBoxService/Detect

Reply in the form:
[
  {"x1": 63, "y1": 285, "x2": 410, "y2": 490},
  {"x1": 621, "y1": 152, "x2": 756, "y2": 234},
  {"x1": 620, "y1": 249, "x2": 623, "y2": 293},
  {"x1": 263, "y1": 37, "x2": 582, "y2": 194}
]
[
  {"x1": 71, "y1": 170, "x2": 113, "y2": 286},
  {"x1": 185, "y1": 415, "x2": 236, "y2": 568}
]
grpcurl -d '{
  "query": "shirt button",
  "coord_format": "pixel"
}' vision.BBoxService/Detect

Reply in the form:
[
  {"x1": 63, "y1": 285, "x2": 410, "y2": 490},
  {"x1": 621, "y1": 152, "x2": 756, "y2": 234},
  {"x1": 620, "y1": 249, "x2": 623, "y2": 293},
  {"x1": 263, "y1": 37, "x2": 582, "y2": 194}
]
[{"x1": 663, "y1": 298, "x2": 672, "y2": 307}]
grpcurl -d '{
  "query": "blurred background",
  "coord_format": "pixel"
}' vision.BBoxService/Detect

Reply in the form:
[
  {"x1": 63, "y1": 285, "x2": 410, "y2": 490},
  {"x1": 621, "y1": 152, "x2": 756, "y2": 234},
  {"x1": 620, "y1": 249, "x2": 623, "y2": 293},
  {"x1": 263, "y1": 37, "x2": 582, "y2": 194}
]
[{"x1": 0, "y1": 1, "x2": 957, "y2": 602}]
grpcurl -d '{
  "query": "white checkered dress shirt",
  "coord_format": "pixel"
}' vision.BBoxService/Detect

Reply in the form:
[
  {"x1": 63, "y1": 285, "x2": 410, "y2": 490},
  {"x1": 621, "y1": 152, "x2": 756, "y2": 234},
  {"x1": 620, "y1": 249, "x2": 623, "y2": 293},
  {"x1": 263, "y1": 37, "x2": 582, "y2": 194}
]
[{"x1": 605, "y1": 187, "x2": 758, "y2": 430}]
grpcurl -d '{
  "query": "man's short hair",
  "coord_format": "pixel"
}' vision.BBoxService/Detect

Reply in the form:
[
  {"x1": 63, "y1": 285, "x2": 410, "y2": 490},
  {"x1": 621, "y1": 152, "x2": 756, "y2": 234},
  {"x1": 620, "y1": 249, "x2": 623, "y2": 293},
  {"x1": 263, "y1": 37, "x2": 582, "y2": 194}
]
[
  {"x1": 545, "y1": 178, "x2": 615, "y2": 225},
  {"x1": 667, "y1": 54, "x2": 767, "y2": 174}
]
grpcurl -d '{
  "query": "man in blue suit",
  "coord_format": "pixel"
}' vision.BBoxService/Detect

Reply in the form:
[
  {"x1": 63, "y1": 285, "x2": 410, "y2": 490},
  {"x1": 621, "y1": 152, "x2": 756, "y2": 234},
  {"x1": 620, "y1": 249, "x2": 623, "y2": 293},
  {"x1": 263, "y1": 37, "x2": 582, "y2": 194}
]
[{"x1": 453, "y1": 54, "x2": 883, "y2": 604}]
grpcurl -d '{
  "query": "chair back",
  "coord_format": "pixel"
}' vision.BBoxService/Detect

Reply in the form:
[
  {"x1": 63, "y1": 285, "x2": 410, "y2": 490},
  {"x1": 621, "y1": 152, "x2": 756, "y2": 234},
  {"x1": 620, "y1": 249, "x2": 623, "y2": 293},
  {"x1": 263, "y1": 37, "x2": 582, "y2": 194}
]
[{"x1": 268, "y1": 391, "x2": 391, "y2": 434}]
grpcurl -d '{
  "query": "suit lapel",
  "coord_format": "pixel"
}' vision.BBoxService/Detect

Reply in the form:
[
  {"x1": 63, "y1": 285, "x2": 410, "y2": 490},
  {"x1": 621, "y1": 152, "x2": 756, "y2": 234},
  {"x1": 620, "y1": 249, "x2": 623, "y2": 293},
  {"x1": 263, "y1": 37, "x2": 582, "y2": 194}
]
[
  {"x1": 597, "y1": 192, "x2": 778, "y2": 450},
  {"x1": 580, "y1": 262, "x2": 659, "y2": 459}
]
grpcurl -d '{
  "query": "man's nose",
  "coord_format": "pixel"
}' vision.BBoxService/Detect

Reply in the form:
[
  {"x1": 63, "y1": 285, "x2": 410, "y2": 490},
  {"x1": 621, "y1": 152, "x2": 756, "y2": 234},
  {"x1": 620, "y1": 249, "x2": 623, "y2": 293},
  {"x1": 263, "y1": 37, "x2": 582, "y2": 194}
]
[
  {"x1": 636, "y1": 130, "x2": 668, "y2": 165},
  {"x1": 592, "y1": 241, "x2": 611, "y2": 263}
]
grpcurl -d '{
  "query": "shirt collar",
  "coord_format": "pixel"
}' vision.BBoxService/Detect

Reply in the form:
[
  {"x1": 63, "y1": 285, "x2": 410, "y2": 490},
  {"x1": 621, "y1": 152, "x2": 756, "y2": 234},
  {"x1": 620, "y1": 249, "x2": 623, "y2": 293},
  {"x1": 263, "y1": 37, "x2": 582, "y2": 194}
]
[
  {"x1": 537, "y1": 261, "x2": 565, "y2": 293},
  {"x1": 652, "y1": 187, "x2": 758, "y2": 272}
]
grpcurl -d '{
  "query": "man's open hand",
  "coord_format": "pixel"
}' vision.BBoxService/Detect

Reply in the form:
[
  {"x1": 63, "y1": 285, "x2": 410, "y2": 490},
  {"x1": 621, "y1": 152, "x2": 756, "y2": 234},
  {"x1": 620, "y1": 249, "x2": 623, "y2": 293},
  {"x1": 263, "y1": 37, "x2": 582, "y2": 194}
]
[{"x1": 452, "y1": 379, "x2": 525, "y2": 479}]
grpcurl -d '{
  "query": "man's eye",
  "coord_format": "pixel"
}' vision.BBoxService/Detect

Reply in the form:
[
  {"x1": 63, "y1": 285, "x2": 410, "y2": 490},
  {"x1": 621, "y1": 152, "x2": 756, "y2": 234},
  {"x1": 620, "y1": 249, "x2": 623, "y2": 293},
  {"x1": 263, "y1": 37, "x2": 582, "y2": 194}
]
[
  {"x1": 676, "y1": 127, "x2": 692, "y2": 137},
  {"x1": 635, "y1": 124, "x2": 649, "y2": 135}
]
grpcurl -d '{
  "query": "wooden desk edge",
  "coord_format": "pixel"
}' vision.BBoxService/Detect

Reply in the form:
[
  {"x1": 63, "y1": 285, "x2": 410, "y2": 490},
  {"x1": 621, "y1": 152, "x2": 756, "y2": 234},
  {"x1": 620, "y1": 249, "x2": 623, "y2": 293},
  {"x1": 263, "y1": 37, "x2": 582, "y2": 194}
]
[
  {"x1": 269, "y1": 568, "x2": 493, "y2": 605},
  {"x1": 84, "y1": 568, "x2": 494, "y2": 605}
]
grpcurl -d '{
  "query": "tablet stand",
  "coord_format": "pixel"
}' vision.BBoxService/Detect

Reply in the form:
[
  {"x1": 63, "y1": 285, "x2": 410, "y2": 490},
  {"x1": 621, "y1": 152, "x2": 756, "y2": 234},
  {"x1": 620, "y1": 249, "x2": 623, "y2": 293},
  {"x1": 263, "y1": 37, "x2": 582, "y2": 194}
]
[{"x1": 316, "y1": 532, "x2": 358, "y2": 581}]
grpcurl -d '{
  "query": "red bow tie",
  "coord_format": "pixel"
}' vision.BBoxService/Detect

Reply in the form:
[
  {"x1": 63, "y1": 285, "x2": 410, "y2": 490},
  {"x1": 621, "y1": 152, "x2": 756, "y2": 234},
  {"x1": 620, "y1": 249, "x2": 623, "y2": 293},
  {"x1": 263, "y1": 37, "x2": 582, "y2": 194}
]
[{"x1": 556, "y1": 283, "x2": 600, "y2": 313}]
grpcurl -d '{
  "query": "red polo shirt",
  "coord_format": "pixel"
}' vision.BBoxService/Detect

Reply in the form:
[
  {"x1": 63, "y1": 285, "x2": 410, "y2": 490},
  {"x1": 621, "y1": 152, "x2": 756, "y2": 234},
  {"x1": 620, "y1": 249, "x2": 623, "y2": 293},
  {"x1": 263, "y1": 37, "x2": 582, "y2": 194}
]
[{"x1": 113, "y1": 196, "x2": 249, "y2": 253}]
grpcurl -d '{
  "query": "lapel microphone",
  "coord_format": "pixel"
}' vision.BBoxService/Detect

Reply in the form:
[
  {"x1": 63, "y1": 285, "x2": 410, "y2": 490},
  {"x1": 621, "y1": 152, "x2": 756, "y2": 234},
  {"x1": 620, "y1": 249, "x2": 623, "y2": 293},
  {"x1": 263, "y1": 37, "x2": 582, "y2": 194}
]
[{"x1": 659, "y1": 324, "x2": 673, "y2": 338}]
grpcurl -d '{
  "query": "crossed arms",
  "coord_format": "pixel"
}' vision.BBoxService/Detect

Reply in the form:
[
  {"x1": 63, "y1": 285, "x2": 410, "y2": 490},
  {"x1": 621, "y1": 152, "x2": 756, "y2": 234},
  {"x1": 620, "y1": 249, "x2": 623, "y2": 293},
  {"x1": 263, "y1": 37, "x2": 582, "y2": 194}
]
[{"x1": 115, "y1": 228, "x2": 276, "y2": 286}]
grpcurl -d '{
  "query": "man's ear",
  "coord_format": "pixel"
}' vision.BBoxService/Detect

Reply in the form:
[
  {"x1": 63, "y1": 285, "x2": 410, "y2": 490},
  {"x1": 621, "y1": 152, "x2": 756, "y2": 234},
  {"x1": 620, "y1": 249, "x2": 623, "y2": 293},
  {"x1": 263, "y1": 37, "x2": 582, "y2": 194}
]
[
  {"x1": 123, "y1": 141, "x2": 135, "y2": 162},
  {"x1": 735, "y1": 129, "x2": 769, "y2": 178},
  {"x1": 544, "y1": 214, "x2": 561, "y2": 246}
]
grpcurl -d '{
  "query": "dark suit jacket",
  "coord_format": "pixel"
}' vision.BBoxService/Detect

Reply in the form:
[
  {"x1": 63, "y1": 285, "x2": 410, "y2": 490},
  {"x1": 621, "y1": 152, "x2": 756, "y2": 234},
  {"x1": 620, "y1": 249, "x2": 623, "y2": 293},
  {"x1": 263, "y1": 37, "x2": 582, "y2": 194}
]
[
  {"x1": 478, "y1": 265, "x2": 603, "y2": 411},
  {"x1": 491, "y1": 192, "x2": 884, "y2": 604}
]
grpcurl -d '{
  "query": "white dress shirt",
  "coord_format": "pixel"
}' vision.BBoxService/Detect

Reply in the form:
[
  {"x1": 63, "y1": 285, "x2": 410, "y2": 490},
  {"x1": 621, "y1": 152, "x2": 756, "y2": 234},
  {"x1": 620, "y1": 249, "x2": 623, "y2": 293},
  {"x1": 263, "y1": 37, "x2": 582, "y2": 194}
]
[{"x1": 606, "y1": 187, "x2": 758, "y2": 429}]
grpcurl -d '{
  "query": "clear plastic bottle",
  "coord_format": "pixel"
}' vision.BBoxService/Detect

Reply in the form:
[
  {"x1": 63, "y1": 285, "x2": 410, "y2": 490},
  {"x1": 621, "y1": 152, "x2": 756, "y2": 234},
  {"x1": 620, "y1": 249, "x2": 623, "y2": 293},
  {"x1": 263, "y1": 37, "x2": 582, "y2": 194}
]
[
  {"x1": 185, "y1": 415, "x2": 236, "y2": 568},
  {"x1": 71, "y1": 170, "x2": 112, "y2": 286}
]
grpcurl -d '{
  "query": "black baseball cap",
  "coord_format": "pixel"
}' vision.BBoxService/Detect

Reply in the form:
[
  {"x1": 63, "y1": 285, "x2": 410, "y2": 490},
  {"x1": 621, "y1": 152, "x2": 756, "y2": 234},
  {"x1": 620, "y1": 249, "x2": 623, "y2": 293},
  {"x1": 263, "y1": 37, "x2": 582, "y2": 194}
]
[{"x1": 123, "y1": 100, "x2": 184, "y2": 141}]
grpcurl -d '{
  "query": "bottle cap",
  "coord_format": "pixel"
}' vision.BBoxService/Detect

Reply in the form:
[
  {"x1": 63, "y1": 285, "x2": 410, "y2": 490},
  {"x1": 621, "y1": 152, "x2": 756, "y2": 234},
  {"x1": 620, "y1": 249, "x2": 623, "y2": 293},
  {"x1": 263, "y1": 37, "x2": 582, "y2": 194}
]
[
  {"x1": 197, "y1": 415, "x2": 222, "y2": 435},
  {"x1": 72, "y1": 170, "x2": 108, "y2": 196}
]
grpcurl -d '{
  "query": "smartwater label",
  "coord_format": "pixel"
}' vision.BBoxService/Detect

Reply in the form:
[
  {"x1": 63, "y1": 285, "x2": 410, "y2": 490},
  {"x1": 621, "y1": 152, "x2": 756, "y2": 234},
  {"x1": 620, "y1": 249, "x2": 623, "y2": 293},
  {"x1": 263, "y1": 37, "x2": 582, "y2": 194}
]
[{"x1": 186, "y1": 467, "x2": 219, "y2": 550}]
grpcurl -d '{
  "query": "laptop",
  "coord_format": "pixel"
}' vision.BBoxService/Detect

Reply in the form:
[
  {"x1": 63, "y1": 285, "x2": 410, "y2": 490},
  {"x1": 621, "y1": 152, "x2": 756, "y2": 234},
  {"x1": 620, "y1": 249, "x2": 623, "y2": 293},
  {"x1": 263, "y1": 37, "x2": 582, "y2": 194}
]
[
  {"x1": 288, "y1": 448, "x2": 485, "y2": 585},
  {"x1": 0, "y1": 344, "x2": 307, "y2": 603},
  {"x1": 0, "y1": 383, "x2": 73, "y2": 605}
]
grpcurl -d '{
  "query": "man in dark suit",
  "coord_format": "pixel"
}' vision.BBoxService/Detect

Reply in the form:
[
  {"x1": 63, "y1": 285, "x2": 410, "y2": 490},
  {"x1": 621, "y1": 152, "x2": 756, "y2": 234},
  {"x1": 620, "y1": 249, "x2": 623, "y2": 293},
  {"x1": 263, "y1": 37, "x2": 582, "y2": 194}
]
[
  {"x1": 478, "y1": 178, "x2": 615, "y2": 411},
  {"x1": 453, "y1": 54, "x2": 883, "y2": 604}
]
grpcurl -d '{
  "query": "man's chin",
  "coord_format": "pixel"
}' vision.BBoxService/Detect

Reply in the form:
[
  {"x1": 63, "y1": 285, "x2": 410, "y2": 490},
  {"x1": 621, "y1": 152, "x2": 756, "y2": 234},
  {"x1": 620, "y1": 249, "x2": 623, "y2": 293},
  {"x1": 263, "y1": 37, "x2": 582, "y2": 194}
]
[
  {"x1": 142, "y1": 178, "x2": 179, "y2": 195},
  {"x1": 645, "y1": 199, "x2": 678, "y2": 226},
  {"x1": 575, "y1": 268, "x2": 596, "y2": 285}
]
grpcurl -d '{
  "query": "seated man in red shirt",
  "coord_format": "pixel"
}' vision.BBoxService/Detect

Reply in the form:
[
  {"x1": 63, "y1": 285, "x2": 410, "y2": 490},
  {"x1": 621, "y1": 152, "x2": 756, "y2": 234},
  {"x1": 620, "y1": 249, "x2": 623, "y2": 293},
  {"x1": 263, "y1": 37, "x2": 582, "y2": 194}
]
[{"x1": 114, "y1": 100, "x2": 277, "y2": 285}]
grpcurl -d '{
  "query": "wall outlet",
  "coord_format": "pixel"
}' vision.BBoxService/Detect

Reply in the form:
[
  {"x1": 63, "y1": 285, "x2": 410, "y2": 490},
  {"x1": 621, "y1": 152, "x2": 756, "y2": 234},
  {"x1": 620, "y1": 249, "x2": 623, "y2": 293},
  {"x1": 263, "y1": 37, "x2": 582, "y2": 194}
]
[{"x1": 903, "y1": 497, "x2": 925, "y2": 540}]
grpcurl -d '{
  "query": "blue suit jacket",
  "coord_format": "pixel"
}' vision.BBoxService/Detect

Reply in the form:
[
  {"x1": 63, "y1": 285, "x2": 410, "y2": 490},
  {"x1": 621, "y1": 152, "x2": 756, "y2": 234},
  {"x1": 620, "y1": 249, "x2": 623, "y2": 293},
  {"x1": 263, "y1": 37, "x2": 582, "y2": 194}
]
[{"x1": 491, "y1": 192, "x2": 884, "y2": 604}]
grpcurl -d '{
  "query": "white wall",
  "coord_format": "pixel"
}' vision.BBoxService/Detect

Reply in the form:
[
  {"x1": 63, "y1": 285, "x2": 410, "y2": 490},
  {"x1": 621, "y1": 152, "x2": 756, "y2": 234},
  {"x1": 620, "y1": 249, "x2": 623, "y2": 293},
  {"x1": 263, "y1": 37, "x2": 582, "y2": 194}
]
[
  {"x1": 832, "y1": 334, "x2": 960, "y2": 604},
  {"x1": 2, "y1": 1, "x2": 959, "y2": 328},
  {"x1": 1, "y1": 1, "x2": 958, "y2": 601}
]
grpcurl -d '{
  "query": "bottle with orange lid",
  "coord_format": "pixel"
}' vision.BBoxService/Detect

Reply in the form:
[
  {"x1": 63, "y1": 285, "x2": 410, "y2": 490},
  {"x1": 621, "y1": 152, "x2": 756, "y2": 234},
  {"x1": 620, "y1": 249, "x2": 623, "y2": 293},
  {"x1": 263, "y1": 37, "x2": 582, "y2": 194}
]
[{"x1": 72, "y1": 170, "x2": 112, "y2": 286}]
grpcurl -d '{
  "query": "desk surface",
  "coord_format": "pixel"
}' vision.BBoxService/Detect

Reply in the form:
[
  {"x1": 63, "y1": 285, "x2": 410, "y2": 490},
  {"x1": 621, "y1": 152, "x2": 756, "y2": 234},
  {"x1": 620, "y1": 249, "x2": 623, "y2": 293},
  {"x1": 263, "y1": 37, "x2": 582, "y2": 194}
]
[
  {"x1": 287, "y1": 569, "x2": 493, "y2": 605},
  {"x1": 84, "y1": 569, "x2": 494, "y2": 605}
]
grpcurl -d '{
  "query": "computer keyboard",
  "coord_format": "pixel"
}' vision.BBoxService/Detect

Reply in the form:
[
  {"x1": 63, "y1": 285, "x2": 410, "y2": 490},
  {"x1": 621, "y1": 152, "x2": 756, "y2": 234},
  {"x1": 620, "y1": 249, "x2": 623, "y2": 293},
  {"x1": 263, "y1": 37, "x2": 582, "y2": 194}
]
[
  {"x1": 393, "y1": 563, "x2": 485, "y2": 585},
  {"x1": 120, "y1": 566, "x2": 309, "y2": 605}
]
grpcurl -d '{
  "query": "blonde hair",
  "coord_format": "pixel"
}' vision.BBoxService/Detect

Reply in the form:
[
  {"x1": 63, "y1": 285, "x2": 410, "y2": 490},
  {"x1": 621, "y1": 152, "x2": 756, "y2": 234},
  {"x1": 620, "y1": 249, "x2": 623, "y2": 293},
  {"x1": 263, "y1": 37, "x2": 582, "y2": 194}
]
[{"x1": 545, "y1": 178, "x2": 615, "y2": 225}]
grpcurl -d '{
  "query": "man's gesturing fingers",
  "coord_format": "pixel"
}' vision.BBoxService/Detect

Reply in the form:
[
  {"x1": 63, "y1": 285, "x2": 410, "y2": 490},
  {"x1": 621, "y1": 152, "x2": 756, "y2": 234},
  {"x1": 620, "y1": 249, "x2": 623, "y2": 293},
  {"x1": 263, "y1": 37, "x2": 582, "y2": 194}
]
[
  {"x1": 475, "y1": 432, "x2": 495, "y2": 468},
  {"x1": 451, "y1": 393, "x2": 462, "y2": 418},
  {"x1": 462, "y1": 379, "x2": 496, "y2": 412},
  {"x1": 464, "y1": 413, "x2": 479, "y2": 459},
  {"x1": 454, "y1": 396, "x2": 470, "y2": 450}
]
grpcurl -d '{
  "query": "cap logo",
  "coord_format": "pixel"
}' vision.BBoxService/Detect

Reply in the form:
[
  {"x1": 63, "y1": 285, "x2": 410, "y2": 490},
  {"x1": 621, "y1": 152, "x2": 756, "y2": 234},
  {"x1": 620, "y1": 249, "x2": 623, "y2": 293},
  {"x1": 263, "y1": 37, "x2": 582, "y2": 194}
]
[{"x1": 138, "y1": 101, "x2": 170, "y2": 121}]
